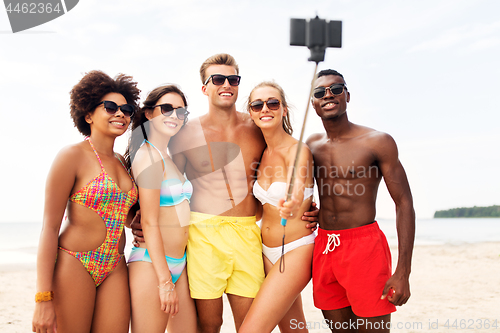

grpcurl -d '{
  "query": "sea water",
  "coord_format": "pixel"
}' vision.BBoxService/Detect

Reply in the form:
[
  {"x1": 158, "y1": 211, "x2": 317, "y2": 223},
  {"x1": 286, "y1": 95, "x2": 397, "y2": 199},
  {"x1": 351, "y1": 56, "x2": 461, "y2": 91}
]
[
  {"x1": 0, "y1": 222, "x2": 41, "y2": 266},
  {"x1": 1, "y1": 218, "x2": 500, "y2": 267},
  {"x1": 378, "y1": 217, "x2": 500, "y2": 246}
]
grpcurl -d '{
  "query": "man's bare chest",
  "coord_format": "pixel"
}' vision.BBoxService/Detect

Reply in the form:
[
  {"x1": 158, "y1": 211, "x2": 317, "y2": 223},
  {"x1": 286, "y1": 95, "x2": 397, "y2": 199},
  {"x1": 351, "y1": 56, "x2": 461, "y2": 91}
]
[{"x1": 312, "y1": 141, "x2": 379, "y2": 180}]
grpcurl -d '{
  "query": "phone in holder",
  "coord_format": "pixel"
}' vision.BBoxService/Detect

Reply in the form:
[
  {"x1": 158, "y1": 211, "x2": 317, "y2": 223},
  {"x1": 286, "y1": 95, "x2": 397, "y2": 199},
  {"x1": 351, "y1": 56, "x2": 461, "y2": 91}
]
[{"x1": 290, "y1": 16, "x2": 342, "y2": 63}]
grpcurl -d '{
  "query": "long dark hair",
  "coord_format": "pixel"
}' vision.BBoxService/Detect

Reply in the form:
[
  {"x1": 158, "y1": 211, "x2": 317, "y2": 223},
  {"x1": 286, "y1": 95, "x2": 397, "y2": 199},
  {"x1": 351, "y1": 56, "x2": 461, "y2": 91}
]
[{"x1": 124, "y1": 84, "x2": 188, "y2": 170}]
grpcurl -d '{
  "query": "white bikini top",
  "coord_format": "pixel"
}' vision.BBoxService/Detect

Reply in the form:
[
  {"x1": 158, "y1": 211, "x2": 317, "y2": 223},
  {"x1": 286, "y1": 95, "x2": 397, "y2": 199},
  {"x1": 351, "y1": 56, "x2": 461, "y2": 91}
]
[{"x1": 253, "y1": 181, "x2": 314, "y2": 207}]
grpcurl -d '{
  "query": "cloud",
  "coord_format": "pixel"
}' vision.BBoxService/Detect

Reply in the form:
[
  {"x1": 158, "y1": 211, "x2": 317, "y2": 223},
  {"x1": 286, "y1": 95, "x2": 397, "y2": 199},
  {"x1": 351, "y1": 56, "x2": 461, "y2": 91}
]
[{"x1": 408, "y1": 21, "x2": 500, "y2": 53}]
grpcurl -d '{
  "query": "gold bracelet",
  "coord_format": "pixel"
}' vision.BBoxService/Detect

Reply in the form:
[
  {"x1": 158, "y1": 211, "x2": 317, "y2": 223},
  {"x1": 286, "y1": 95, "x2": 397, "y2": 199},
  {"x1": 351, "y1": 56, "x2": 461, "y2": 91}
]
[
  {"x1": 158, "y1": 279, "x2": 175, "y2": 292},
  {"x1": 35, "y1": 291, "x2": 54, "y2": 303}
]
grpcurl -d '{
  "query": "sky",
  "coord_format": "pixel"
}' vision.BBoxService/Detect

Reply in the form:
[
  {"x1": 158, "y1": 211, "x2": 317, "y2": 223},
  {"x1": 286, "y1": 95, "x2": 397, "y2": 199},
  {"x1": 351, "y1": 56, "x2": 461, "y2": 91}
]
[{"x1": 1, "y1": 0, "x2": 499, "y2": 222}]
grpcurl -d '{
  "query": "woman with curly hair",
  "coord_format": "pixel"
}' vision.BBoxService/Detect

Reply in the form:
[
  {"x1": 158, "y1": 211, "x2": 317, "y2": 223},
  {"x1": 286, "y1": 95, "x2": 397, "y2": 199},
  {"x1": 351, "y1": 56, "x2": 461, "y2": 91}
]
[
  {"x1": 32, "y1": 70, "x2": 140, "y2": 333},
  {"x1": 125, "y1": 85, "x2": 196, "y2": 333}
]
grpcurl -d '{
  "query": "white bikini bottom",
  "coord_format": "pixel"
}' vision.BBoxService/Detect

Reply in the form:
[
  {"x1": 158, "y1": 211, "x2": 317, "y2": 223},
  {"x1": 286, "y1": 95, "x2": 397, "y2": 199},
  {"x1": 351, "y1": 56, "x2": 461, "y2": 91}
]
[{"x1": 262, "y1": 233, "x2": 316, "y2": 265}]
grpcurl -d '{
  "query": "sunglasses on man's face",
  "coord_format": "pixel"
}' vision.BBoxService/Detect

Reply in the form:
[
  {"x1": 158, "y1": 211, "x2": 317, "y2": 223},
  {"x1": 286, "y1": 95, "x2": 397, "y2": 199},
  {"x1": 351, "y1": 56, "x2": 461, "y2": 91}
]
[
  {"x1": 249, "y1": 99, "x2": 282, "y2": 112},
  {"x1": 204, "y1": 74, "x2": 241, "y2": 86},
  {"x1": 313, "y1": 84, "x2": 347, "y2": 99},
  {"x1": 97, "y1": 101, "x2": 135, "y2": 118},
  {"x1": 152, "y1": 103, "x2": 190, "y2": 120}
]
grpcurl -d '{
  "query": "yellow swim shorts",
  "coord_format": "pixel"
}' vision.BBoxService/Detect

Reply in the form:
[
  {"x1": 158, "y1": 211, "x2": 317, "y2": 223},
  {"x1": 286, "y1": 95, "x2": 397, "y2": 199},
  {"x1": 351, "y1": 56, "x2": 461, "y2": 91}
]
[{"x1": 187, "y1": 211, "x2": 264, "y2": 299}]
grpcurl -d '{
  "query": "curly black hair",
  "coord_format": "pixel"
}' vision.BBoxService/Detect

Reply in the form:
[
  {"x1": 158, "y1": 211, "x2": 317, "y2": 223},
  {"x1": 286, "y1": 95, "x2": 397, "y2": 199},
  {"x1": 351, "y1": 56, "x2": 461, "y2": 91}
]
[
  {"x1": 316, "y1": 69, "x2": 345, "y2": 82},
  {"x1": 69, "y1": 70, "x2": 141, "y2": 136}
]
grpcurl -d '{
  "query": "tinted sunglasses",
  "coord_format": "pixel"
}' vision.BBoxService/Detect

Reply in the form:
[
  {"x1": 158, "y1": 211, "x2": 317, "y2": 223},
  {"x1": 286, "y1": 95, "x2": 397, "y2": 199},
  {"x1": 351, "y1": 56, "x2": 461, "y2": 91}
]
[
  {"x1": 97, "y1": 101, "x2": 135, "y2": 117},
  {"x1": 204, "y1": 74, "x2": 241, "y2": 86},
  {"x1": 313, "y1": 84, "x2": 347, "y2": 99},
  {"x1": 249, "y1": 99, "x2": 281, "y2": 112},
  {"x1": 152, "y1": 103, "x2": 190, "y2": 120}
]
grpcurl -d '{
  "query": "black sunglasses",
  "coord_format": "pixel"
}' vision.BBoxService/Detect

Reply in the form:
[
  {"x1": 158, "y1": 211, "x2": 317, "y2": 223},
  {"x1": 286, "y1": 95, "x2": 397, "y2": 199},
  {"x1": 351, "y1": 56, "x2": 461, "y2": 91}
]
[
  {"x1": 204, "y1": 74, "x2": 241, "y2": 86},
  {"x1": 96, "y1": 101, "x2": 135, "y2": 117},
  {"x1": 249, "y1": 99, "x2": 282, "y2": 112},
  {"x1": 313, "y1": 84, "x2": 347, "y2": 99},
  {"x1": 152, "y1": 103, "x2": 190, "y2": 120}
]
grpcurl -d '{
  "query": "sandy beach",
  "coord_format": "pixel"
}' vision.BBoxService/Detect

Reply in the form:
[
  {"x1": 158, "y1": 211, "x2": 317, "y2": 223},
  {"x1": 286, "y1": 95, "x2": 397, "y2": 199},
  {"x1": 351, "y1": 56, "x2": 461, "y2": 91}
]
[{"x1": 2, "y1": 242, "x2": 499, "y2": 333}]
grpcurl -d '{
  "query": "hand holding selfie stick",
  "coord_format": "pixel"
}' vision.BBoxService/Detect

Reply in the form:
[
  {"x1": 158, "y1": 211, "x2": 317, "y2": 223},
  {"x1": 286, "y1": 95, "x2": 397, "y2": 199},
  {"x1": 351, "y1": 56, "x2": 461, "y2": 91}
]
[{"x1": 279, "y1": 16, "x2": 342, "y2": 272}]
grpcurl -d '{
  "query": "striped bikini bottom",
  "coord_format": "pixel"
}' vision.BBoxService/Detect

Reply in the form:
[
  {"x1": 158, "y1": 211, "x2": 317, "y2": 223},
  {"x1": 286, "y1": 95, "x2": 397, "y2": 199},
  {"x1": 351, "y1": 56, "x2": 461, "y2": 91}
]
[{"x1": 128, "y1": 247, "x2": 186, "y2": 283}]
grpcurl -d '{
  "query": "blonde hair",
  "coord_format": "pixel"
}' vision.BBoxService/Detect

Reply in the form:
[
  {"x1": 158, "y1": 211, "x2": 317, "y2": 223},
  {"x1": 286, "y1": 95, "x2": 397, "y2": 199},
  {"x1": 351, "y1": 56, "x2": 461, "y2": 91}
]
[
  {"x1": 199, "y1": 53, "x2": 239, "y2": 84},
  {"x1": 246, "y1": 81, "x2": 293, "y2": 135}
]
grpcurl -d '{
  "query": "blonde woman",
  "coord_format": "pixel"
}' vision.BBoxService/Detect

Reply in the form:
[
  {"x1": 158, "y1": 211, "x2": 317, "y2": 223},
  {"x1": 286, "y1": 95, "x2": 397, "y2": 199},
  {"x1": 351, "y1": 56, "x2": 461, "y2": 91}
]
[{"x1": 240, "y1": 82, "x2": 315, "y2": 333}]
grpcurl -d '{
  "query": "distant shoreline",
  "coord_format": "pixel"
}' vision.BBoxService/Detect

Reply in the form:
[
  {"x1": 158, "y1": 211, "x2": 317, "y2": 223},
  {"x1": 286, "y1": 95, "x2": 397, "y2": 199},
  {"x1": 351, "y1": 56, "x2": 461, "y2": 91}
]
[
  {"x1": 434, "y1": 205, "x2": 500, "y2": 218},
  {"x1": 435, "y1": 216, "x2": 500, "y2": 218}
]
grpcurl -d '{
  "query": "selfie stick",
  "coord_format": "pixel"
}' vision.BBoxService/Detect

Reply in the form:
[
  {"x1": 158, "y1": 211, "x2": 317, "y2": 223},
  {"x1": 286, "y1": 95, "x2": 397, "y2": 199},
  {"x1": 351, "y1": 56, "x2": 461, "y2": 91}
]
[{"x1": 280, "y1": 16, "x2": 342, "y2": 228}]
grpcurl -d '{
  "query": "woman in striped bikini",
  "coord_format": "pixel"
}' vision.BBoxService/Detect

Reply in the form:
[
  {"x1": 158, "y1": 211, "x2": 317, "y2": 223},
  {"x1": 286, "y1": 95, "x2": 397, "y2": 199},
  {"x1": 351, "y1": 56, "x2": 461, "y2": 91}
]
[
  {"x1": 32, "y1": 70, "x2": 140, "y2": 333},
  {"x1": 125, "y1": 85, "x2": 196, "y2": 333}
]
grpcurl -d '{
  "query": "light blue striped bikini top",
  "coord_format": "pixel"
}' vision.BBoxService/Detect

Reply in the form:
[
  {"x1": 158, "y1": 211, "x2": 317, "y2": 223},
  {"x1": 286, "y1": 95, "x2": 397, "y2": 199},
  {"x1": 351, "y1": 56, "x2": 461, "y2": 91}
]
[{"x1": 141, "y1": 140, "x2": 193, "y2": 207}]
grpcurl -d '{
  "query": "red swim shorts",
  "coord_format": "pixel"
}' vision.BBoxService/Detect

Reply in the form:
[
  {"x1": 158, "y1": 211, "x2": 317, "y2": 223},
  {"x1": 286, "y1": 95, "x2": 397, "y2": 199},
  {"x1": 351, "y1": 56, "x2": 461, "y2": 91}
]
[{"x1": 312, "y1": 222, "x2": 396, "y2": 318}]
